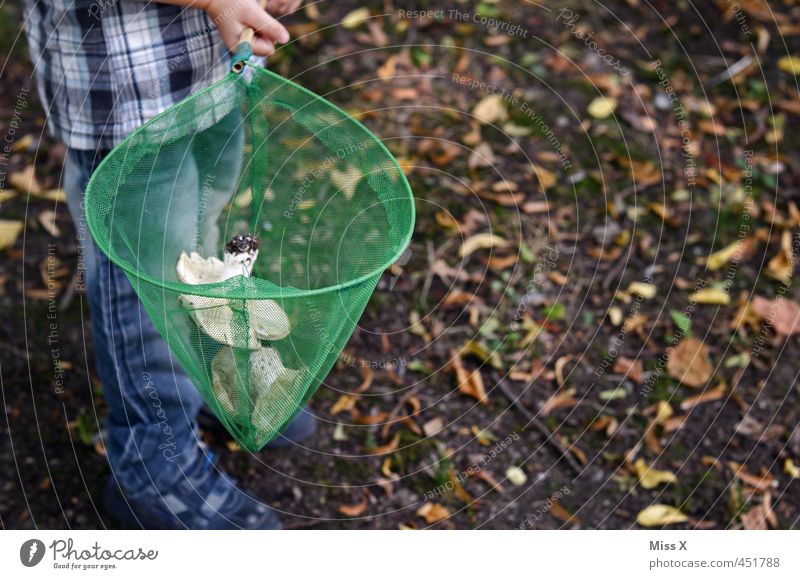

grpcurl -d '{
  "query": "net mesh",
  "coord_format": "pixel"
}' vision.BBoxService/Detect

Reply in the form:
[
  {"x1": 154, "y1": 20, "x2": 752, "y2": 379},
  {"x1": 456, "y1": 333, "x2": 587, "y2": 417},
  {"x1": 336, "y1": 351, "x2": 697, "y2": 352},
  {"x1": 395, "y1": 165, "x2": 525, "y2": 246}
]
[{"x1": 85, "y1": 63, "x2": 415, "y2": 451}]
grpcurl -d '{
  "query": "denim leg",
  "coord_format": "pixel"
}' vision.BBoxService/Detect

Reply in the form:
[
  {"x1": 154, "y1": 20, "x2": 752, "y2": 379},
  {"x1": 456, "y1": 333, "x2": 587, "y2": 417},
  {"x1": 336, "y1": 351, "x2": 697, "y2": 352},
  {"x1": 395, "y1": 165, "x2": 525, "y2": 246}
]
[{"x1": 64, "y1": 148, "x2": 205, "y2": 502}]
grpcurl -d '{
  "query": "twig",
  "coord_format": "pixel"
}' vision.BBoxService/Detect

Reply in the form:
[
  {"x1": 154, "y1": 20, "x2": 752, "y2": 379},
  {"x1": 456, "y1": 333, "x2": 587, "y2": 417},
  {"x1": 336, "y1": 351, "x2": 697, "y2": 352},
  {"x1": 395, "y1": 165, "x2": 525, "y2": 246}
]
[{"x1": 497, "y1": 379, "x2": 584, "y2": 476}]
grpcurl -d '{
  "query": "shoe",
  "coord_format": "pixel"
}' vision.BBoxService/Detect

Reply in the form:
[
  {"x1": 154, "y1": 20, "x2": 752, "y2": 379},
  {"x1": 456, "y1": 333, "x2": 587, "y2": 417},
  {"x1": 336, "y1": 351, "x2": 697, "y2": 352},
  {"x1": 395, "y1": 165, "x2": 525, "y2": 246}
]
[
  {"x1": 102, "y1": 451, "x2": 282, "y2": 529},
  {"x1": 198, "y1": 405, "x2": 317, "y2": 449}
]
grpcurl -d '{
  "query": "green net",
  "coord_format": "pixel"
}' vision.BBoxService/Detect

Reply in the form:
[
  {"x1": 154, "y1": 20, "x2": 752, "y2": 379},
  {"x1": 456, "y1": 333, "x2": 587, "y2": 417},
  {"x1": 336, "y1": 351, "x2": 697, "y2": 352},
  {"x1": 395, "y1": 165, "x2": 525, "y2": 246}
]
[{"x1": 85, "y1": 57, "x2": 415, "y2": 452}]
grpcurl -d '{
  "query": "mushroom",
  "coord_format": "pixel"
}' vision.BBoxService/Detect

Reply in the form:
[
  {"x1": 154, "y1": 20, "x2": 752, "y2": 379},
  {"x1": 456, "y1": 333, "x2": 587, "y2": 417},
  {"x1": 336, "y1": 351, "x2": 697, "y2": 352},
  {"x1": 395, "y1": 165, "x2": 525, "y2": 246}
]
[
  {"x1": 176, "y1": 234, "x2": 291, "y2": 347},
  {"x1": 210, "y1": 345, "x2": 303, "y2": 431}
]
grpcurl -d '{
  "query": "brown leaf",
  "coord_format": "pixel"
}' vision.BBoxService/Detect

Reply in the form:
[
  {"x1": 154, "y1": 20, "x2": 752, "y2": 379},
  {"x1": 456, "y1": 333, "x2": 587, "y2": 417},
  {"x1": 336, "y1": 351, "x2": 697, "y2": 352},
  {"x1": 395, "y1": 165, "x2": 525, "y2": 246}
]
[
  {"x1": 416, "y1": 502, "x2": 451, "y2": 524},
  {"x1": 450, "y1": 350, "x2": 489, "y2": 405},
  {"x1": 613, "y1": 356, "x2": 644, "y2": 384},
  {"x1": 368, "y1": 432, "x2": 401, "y2": 456},
  {"x1": 680, "y1": 382, "x2": 727, "y2": 411},
  {"x1": 338, "y1": 498, "x2": 368, "y2": 517},
  {"x1": 750, "y1": 295, "x2": 800, "y2": 336},
  {"x1": 550, "y1": 501, "x2": 580, "y2": 525},
  {"x1": 667, "y1": 338, "x2": 714, "y2": 388}
]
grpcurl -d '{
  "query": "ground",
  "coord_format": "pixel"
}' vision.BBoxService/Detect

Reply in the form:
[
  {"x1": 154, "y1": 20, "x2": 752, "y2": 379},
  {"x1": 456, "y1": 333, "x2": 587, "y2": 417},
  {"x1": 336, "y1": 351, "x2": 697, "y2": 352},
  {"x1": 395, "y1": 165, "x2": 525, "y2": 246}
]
[{"x1": 1, "y1": 0, "x2": 800, "y2": 529}]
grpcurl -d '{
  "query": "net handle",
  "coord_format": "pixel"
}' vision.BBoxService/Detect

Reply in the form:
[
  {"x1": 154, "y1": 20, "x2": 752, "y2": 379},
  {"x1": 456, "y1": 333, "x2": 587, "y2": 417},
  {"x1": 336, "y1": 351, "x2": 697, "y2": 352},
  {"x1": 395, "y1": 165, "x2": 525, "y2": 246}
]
[{"x1": 232, "y1": 0, "x2": 269, "y2": 74}]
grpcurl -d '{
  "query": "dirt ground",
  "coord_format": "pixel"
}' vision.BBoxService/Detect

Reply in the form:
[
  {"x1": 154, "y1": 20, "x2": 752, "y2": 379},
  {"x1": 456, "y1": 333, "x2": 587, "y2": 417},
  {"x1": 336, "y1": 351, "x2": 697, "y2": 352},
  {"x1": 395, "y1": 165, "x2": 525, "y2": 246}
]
[{"x1": 2, "y1": 0, "x2": 800, "y2": 529}]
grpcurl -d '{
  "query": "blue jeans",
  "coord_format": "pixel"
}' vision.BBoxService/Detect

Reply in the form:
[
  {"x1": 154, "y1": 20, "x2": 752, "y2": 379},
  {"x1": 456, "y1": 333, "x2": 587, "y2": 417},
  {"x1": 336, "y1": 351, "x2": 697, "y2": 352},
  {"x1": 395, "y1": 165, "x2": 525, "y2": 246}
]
[{"x1": 63, "y1": 117, "x2": 241, "y2": 501}]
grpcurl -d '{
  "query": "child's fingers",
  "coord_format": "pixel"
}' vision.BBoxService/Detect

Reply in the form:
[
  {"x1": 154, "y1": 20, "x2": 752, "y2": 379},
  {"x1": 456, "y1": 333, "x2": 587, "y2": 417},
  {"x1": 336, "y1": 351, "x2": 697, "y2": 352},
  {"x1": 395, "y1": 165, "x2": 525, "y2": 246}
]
[
  {"x1": 250, "y1": 37, "x2": 276, "y2": 57},
  {"x1": 245, "y1": 3, "x2": 290, "y2": 44}
]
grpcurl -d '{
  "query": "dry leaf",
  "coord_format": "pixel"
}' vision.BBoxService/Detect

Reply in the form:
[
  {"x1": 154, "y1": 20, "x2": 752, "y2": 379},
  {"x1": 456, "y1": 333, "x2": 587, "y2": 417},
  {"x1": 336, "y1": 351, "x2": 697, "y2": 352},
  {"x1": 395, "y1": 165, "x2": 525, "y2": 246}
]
[
  {"x1": 368, "y1": 432, "x2": 401, "y2": 455},
  {"x1": 778, "y1": 55, "x2": 800, "y2": 75},
  {"x1": 750, "y1": 296, "x2": 800, "y2": 336},
  {"x1": 468, "y1": 141, "x2": 495, "y2": 169},
  {"x1": 634, "y1": 458, "x2": 677, "y2": 489},
  {"x1": 689, "y1": 287, "x2": 731, "y2": 305},
  {"x1": 38, "y1": 210, "x2": 61, "y2": 237},
  {"x1": 338, "y1": 498, "x2": 367, "y2": 517},
  {"x1": 0, "y1": 220, "x2": 24, "y2": 250},
  {"x1": 416, "y1": 502, "x2": 451, "y2": 524},
  {"x1": 330, "y1": 394, "x2": 357, "y2": 416},
  {"x1": 706, "y1": 240, "x2": 749, "y2": 271},
  {"x1": 636, "y1": 504, "x2": 688, "y2": 527},
  {"x1": 667, "y1": 337, "x2": 713, "y2": 388},
  {"x1": 550, "y1": 502, "x2": 580, "y2": 525},
  {"x1": 9, "y1": 165, "x2": 42, "y2": 194},
  {"x1": 613, "y1": 356, "x2": 643, "y2": 384},
  {"x1": 680, "y1": 382, "x2": 727, "y2": 410},
  {"x1": 628, "y1": 282, "x2": 656, "y2": 299},
  {"x1": 342, "y1": 7, "x2": 370, "y2": 28},
  {"x1": 505, "y1": 466, "x2": 527, "y2": 486},
  {"x1": 472, "y1": 94, "x2": 508, "y2": 125},
  {"x1": 587, "y1": 96, "x2": 617, "y2": 119},
  {"x1": 459, "y1": 232, "x2": 508, "y2": 257},
  {"x1": 766, "y1": 230, "x2": 794, "y2": 284}
]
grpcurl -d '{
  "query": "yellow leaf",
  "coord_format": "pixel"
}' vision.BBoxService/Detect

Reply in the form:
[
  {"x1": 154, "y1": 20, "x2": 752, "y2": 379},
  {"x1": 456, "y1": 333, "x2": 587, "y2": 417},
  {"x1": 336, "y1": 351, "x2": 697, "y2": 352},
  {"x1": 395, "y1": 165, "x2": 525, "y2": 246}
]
[
  {"x1": 784, "y1": 458, "x2": 800, "y2": 479},
  {"x1": 472, "y1": 94, "x2": 508, "y2": 125},
  {"x1": 341, "y1": 7, "x2": 370, "y2": 29},
  {"x1": 778, "y1": 56, "x2": 800, "y2": 75},
  {"x1": 505, "y1": 466, "x2": 527, "y2": 486},
  {"x1": 689, "y1": 287, "x2": 730, "y2": 305},
  {"x1": 628, "y1": 282, "x2": 656, "y2": 299},
  {"x1": 636, "y1": 504, "x2": 688, "y2": 527},
  {"x1": 766, "y1": 230, "x2": 794, "y2": 285},
  {"x1": 706, "y1": 241, "x2": 744, "y2": 271},
  {"x1": 459, "y1": 233, "x2": 508, "y2": 257},
  {"x1": 587, "y1": 96, "x2": 617, "y2": 119},
  {"x1": 0, "y1": 219, "x2": 24, "y2": 250},
  {"x1": 634, "y1": 459, "x2": 678, "y2": 489}
]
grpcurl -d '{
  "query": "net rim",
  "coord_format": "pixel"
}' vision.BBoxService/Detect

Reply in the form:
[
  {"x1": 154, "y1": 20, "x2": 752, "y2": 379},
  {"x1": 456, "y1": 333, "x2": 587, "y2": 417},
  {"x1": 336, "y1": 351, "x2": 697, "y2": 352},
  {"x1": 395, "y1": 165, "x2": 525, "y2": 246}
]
[{"x1": 85, "y1": 63, "x2": 415, "y2": 300}]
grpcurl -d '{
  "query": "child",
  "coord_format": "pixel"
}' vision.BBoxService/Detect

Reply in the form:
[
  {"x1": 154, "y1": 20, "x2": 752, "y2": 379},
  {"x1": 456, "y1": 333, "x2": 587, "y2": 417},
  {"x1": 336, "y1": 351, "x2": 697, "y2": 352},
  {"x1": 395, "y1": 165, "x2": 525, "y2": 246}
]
[{"x1": 22, "y1": 0, "x2": 312, "y2": 529}]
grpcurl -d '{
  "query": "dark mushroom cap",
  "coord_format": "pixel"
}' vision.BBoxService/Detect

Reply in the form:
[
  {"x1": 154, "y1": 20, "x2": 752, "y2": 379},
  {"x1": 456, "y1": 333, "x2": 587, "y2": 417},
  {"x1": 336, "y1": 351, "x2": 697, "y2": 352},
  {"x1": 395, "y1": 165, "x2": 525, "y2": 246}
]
[{"x1": 225, "y1": 233, "x2": 260, "y2": 255}]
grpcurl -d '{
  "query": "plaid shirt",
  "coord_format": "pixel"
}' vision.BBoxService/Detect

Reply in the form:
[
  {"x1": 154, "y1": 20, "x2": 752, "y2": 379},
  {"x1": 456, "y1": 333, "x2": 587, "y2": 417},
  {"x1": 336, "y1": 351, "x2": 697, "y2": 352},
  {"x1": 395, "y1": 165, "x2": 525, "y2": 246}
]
[{"x1": 23, "y1": 0, "x2": 231, "y2": 151}]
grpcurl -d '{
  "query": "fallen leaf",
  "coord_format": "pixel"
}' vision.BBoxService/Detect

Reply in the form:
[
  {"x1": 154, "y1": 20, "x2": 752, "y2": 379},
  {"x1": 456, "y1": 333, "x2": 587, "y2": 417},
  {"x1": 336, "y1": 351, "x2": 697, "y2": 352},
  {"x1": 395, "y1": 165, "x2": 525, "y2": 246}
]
[
  {"x1": 550, "y1": 502, "x2": 580, "y2": 525},
  {"x1": 342, "y1": 7, "x2": 370, "y2": 29},
  {"x1": 472, "y1": 94, "x2": 508, "y2": 125},
  {"x1": 587, "y1": 96, "x2": 617, "y2": 119},
  {"x1": 778, "y1": 55, "x2": 800, "y2": 75},
  {"x1": 468, "y1": 141, "x2": 495, "y2": 169},
  {"x1": 636, "y1": 505, "x2": 688, "y2": 527},
  {"x1": 8, "y1": 165, "x2": 42, "y2": 194},
  {"x1": 338, "y1": 498, "x2": 368, "y2": 517},
  {"x1": 0, "y1": 220, "x2": 24, "y2": 250},
  {"x1": 634, "y1": 458, "x2": 678, "y2": 489},
  {"x1": 377, "y1": 55, "x2": 396, "y2": 80},
  {"x1": 784, "y1": 458, "x2": 800, "y2": 479},
  {"x1": 667, "y1": 337, "x2": 713, "y2": 388},
  {"x1": 330, "y1": 394, "x2": 357, "y2": 416},
  {"x1": 680, "y1": 383, "x2": 727, "y2": 410},
  {"x1": 765, "y1": 230, "x2": 794, "y2": 285},
  {"x1": 459, "y1": 232, "x2": 508, "y2": 257},
  {"x1": 613, "y1": 356, "x2": 644, "y2": 384},
  {"x1": 706, "y1": 240, "x2": 750, "y2": 271},
  {"x1": 367, "y1": 432, "x2": 401, "y2": 455},
  {"x1": 628, "y1": 282, "x2": 656, "y2": 299},
  {"x1": 505, "y1": 466, "x2": 527, "y2": 486},
  {"x1": 38, "y1": 210, "x2": 61, "y2": 237},
  {"x1": 689, "y1": 287, "x2": 730, "y2": 305},
  {"x1": 750, "y1": 296, "x2": 800, "y2": 336},
  {"x1": 416, "y1": 502, "x2": 451, "y2": 524}
]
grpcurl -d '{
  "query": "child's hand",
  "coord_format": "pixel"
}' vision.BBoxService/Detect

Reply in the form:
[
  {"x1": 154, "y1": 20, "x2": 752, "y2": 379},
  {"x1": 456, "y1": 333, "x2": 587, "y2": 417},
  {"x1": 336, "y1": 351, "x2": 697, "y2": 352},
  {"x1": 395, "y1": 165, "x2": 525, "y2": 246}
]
[{"x1": 202, "y1": 0, "x2": 291, "y2": 56}]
